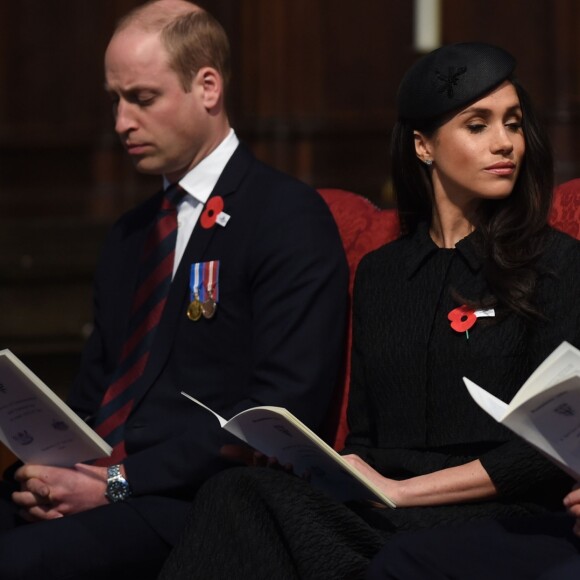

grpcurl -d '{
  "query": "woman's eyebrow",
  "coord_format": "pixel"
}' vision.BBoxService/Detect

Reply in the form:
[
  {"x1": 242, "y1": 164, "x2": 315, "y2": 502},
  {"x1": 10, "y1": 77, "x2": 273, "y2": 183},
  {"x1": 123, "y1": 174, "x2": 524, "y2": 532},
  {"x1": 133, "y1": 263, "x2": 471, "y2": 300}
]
[{"x1": 458, "y1": 104, "x2": 522, "y2": 118}]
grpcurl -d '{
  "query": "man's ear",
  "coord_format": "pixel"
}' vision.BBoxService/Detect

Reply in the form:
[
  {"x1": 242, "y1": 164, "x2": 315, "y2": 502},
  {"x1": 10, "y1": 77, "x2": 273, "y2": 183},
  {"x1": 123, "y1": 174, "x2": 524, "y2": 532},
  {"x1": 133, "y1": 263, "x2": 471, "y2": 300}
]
[
  {"x1": 196, "y1": 67, "x2": 222, "y2": 110},
  {"x1": 414, "y1": 130, "x2": 432, "y2": 164}
]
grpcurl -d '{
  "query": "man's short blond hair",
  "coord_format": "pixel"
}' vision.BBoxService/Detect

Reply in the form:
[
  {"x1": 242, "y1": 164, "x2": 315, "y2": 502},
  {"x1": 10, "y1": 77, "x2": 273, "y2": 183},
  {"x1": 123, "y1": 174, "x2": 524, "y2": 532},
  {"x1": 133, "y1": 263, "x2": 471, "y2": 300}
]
[{"x1": 115, "y1": 1, "x2": 230, "y2": 92}]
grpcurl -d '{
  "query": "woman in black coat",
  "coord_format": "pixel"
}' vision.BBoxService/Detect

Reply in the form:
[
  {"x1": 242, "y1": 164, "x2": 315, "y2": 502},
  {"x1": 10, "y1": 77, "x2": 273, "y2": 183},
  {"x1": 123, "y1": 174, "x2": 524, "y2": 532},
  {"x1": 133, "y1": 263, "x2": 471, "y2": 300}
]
[{"x1": 159, "y1": 43, "x2": 580, "y2": 580}]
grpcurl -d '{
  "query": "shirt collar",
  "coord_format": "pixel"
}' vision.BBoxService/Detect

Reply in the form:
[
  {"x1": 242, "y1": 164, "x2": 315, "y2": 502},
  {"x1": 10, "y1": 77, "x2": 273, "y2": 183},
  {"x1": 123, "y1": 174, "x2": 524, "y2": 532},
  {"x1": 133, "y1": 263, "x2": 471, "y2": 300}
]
[
  {"x1": 163, "y1": 129, "x2": 239, "y2": 203},
  {"x1": 405, "y1": 222, "x2": 483, "y2": 278}
]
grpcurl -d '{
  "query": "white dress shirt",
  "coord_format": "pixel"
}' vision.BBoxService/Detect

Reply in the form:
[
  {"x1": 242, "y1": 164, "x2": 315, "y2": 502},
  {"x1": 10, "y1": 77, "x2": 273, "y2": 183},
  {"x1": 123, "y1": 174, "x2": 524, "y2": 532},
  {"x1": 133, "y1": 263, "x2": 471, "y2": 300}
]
[{"x1": 163, "y1": 129, "x2": 239, "y2": 277}]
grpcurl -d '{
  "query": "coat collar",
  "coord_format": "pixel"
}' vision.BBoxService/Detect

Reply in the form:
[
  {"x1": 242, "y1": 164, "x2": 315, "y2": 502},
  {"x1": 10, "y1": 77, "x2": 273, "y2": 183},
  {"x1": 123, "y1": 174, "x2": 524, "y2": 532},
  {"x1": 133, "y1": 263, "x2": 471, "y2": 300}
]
[{"x1": 405, "y1": 221, "x2": 483, "y2": 279}]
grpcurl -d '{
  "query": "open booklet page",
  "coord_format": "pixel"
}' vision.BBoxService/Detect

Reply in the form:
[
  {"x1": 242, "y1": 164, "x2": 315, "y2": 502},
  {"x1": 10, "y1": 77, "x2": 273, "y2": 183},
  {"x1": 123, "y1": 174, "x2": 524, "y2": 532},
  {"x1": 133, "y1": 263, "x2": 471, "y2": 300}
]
[
  {"x1": 464, "y1": 341, "x2": 580, "y2": 480},
  {"x1": 510, "y1": 342, "x2": 580, "y2": 408},
  {"x1": 182, "y1": 392, "x2": 395, "y2": 507},
  {"x1": 0, "y1": 350, "x2": 111, "y2": 466}
]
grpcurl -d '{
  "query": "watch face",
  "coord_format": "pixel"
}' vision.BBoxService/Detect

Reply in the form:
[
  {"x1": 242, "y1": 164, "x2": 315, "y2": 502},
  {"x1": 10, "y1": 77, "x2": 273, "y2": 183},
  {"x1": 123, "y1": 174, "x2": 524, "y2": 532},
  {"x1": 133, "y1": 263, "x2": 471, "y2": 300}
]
[{"x1": 106, "y1": 479, "x2": 130, "y2": 502}]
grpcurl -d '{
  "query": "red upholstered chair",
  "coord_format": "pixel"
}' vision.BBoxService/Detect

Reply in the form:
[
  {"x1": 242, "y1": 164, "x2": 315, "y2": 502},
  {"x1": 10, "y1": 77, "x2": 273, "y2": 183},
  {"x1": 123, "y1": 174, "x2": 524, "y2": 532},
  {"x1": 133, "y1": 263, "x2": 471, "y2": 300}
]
[
  {"x1": 319, "y1": 180, "x2": 580, "y2": 451},
  {"x1": 551, "y1": 178, "x2": 580, "y2": 239},
  {"x1": 318, "y1": 189, "x2": 400, "y2": 450}
]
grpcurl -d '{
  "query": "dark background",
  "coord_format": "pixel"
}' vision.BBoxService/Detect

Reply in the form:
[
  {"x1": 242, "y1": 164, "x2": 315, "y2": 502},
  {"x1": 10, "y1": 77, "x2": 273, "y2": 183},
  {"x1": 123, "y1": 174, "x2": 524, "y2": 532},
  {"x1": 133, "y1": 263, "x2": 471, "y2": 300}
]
[{"x1": 0, "y1": 0, "x2": 579, "y2": 399}]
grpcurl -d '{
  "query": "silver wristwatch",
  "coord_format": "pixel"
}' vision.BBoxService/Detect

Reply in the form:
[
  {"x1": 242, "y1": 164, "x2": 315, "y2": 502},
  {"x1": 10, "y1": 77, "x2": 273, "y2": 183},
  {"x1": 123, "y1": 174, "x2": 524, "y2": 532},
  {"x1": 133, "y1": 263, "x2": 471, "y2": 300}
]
[{"x1": 105, "y1": 464, "x2": 132, "y2": 503}]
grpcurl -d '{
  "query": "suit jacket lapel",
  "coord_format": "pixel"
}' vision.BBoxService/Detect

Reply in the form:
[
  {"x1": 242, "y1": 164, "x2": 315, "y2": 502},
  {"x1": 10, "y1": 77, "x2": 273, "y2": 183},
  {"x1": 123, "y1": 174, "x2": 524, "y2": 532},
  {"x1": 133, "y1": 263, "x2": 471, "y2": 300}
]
[{"x1": 138, "y1": 144, "x2": 255, "y2": 394}]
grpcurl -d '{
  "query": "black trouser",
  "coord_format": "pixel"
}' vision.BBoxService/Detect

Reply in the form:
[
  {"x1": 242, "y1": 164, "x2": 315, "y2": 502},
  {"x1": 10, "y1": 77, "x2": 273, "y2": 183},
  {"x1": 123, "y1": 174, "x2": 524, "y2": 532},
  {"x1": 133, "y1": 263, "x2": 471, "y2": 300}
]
[
  {"x1": 367, "y1": 514, "x2": 580, "y2": 580},
  {"x1": 0, "y1": 482, "x2": 170, "y2": 580}
]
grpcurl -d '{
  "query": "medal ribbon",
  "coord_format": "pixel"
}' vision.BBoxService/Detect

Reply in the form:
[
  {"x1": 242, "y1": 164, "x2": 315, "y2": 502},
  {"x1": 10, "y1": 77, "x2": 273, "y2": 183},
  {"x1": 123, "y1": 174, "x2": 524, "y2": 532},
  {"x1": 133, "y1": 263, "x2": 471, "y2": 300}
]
[
  {"x1": 190, "y1": 263, "x2": 203, "y2": 302},
  {"x1": 188, "y1": 261, "x2": 220, "y2": 322},
  {"x1": 204, "y1": 260, "x2": 220, "y2": 302}
]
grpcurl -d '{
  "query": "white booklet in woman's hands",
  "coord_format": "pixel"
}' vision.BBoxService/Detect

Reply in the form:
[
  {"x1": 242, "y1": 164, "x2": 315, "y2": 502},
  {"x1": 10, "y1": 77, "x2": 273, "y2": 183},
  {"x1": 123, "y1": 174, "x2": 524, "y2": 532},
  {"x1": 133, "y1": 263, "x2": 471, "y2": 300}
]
[
  {"x1": 464, "y1": 341, "x2": 580, "y2": 480},
  {"x1": 0, "y1": 349, "x2": 112, "y2": 467},
  {"x1": 181, "y1": 391, "x2": 396, "y2": 507}
]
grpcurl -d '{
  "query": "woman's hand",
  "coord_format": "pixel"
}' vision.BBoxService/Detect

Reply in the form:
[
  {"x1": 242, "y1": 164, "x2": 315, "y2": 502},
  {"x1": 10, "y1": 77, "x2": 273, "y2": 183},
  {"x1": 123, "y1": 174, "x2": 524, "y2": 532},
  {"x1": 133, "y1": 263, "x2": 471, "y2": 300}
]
[
  {"x1": 342, "y1": 454, "x2": 498, "y2": 508},
  {"x1": 342, "y1": 454, "x2": 406, "y2": 506}
]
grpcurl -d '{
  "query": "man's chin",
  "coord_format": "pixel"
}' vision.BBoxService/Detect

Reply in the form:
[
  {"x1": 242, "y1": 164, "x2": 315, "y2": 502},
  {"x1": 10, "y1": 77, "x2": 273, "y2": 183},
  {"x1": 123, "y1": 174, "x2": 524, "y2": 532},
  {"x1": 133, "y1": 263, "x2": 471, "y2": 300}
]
[
  {"x1": 132, "y1": 158, "x2": 165, "y2": 176},
  {"x1": 131, "y1": 157, "x2": 189, "y2": 181}
]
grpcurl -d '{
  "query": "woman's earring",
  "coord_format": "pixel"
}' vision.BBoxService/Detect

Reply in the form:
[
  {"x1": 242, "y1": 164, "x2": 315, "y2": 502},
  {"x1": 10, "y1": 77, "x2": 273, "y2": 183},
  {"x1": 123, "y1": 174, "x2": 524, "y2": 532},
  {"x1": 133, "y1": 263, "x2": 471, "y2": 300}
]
[{"x1": 423, "y1": 158, "x2": 433, "y2": 166}]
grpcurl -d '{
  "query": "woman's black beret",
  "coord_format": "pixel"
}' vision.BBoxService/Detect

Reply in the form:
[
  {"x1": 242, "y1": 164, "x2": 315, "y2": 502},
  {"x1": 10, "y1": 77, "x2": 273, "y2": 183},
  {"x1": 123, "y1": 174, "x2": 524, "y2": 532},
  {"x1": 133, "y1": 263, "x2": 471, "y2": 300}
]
[{"x1": 397, "y1": 42, "x2": 516, "y2": 122}]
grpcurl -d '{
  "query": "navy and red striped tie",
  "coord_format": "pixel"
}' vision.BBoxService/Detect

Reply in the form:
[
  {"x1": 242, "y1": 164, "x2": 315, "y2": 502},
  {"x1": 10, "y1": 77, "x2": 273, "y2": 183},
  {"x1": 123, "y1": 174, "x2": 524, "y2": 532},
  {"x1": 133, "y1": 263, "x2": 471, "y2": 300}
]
[{"x1": 93, "y1": 185, "x2": 183, "y2": 464}]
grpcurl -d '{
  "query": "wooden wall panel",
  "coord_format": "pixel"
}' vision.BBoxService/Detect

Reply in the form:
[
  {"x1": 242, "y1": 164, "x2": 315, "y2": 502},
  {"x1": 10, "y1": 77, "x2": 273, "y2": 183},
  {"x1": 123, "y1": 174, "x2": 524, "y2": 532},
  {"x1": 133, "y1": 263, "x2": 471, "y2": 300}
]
[
  {"x1": 0, "y1": 0, "x2": 150, "y2": 387},
  {"x1": 443, "y1": 0, "x2": 580, "y2": 182},
  {"x1": 444, "y1": 0, "x2": 553, "y2": 105},
  {"x1": 0, "y1": 0, "x2": 157, "y2": 219},
  {"x1": 233, "y1": 0, "x2": 413, "y2": 201},
  {"x1": 545, "y1": 0, "x2": 580, "y2": 181}
]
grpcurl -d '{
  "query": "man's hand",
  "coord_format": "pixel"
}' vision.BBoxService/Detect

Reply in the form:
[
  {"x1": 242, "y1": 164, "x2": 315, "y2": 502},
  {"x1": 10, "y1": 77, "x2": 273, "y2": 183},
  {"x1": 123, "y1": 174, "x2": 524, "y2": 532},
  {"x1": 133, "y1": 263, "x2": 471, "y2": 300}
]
[
  {"x1": 563, "y1": 483, "x2": 580, "y2": 536},
  {"x1": 12, "y1": 463, "x2": 110, "y2": 522}
]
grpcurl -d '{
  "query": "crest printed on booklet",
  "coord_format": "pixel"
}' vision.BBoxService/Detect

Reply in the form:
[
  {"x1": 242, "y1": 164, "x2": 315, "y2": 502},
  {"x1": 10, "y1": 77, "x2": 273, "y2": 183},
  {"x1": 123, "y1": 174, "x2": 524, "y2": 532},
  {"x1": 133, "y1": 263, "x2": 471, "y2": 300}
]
[
  {"x1": 12, "y1": 430, "x2": 34, "y2": 446},
  {"x1": 188, "y1": 261, "x2": 220, "y2": 321}
]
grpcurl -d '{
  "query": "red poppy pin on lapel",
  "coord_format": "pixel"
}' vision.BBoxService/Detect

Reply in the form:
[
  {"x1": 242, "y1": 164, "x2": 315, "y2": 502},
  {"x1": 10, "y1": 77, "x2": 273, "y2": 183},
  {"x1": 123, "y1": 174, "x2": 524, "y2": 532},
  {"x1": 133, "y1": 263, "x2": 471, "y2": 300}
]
[
  {"x1": 448, "y1": 305, "x2": 495, "y2": 339},
  {"x1": 200, "y1": 196, "x2": 230, "y2": 229}
]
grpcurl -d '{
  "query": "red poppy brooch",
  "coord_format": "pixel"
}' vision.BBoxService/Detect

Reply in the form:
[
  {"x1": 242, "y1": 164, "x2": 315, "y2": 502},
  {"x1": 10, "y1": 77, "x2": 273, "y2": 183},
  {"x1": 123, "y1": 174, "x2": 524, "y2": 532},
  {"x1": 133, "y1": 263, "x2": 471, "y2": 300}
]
[
  {"x1": 448, "y1": 305, "x2": 495, "y2": 339},
  {"x1": 200, "y1": 196, "x2": 230, "y2": 229}
]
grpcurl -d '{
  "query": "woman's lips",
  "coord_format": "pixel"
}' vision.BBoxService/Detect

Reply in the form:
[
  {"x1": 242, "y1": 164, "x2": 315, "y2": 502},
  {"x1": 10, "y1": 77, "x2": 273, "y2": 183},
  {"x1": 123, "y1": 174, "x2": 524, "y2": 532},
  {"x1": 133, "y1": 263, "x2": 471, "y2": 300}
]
[{"x1": 485, "y1": 162, "x2": 515, "y2": 175}]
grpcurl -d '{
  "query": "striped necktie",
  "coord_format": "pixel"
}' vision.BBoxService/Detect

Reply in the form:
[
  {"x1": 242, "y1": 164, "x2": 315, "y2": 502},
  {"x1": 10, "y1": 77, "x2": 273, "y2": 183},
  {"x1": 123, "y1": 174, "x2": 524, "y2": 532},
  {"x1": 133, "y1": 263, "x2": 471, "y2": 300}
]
[{"x1": 93, "y1": 184, "x2": 184, "y2": 464}]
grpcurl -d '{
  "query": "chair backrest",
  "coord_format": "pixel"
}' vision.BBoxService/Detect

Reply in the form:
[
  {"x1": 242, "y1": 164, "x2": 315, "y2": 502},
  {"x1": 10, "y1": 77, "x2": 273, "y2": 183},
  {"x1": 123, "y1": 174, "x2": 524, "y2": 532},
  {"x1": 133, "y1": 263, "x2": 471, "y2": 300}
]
[
  {"x1": 551, "y1": 178, "x2": 580, "y2": 238},
  {"x1": 319, "y1": 180, "x2": 580, "y2": 450},
  {"x1": 318, "y1": 189, "x2": 399, "y2": 449}
]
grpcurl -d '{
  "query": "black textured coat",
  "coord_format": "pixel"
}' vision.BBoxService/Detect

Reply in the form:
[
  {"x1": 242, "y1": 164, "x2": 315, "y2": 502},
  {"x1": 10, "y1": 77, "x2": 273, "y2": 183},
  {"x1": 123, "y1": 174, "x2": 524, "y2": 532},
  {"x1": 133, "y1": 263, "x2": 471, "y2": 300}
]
[{"x1": 344, "y1": 223, "x2": 579, "y2": 509}]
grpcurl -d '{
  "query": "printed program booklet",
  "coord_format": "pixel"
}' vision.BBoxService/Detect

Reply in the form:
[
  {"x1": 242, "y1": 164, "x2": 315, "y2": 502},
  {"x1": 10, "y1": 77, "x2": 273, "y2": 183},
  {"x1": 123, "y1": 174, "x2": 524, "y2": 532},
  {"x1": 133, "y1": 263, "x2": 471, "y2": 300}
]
[
  {"x1": 182, "y1": 392, "x2": 396, "y2": 507},
  {"x1": 0, "y1": 349, "x2": 112, "y2": 466},
  {"x1": 464, "y1": 341, "x2": 580, "y2": 480}
]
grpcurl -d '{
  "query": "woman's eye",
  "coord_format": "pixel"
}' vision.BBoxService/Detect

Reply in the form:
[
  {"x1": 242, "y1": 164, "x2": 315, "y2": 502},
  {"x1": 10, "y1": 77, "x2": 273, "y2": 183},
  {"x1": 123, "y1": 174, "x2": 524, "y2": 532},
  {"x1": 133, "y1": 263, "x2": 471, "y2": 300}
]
[
  {"x1": 506, "y1": 121, "x2": 522, "y2": 132},
  {"x1": 467, "y1": 124, "x2": 486, "y2": 134}
]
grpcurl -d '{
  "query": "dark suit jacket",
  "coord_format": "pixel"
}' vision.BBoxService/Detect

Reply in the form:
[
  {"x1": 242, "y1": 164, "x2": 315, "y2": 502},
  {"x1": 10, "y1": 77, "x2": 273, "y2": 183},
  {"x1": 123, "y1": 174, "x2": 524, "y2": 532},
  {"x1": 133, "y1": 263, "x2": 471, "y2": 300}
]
[{"x1": 67, "y1": 144, "x2": 349, "y2": 543}]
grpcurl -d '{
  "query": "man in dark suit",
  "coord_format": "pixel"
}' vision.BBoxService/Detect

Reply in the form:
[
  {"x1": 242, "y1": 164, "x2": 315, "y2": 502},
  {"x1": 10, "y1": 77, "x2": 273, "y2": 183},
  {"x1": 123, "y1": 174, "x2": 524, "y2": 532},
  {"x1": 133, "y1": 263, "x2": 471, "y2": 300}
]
[{"x1": 0, "y1": 1, "x2": 348, "y2": 578}]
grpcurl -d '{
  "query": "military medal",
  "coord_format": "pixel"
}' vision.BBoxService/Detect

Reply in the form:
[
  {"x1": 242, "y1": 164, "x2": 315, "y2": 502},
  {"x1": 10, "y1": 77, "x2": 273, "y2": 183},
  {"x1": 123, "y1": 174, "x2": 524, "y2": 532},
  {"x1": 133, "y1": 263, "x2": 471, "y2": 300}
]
[
  {"x1": 188, "y1": 260, "x2": 220, "y2": 321},
  {"x1": 201, "y1": 260, "x2": 219, "y2": 319},
  {"x1": 187, "y1": 295, "x2": 203, "y2": 321},
  {"x1": 201, "y1": 295, "x2": 216, "y2": 319},
  {"x1": 187, "y1": 263, "x2": 203, "y2": 322}
]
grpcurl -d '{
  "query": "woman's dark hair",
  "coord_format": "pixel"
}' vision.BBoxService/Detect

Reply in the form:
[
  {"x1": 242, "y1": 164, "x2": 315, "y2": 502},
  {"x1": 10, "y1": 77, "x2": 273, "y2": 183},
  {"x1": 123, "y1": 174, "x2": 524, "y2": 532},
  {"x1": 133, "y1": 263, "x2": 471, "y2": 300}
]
[{"x1": 391, "y1": 77, "x2": 554, "y2": 320}]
